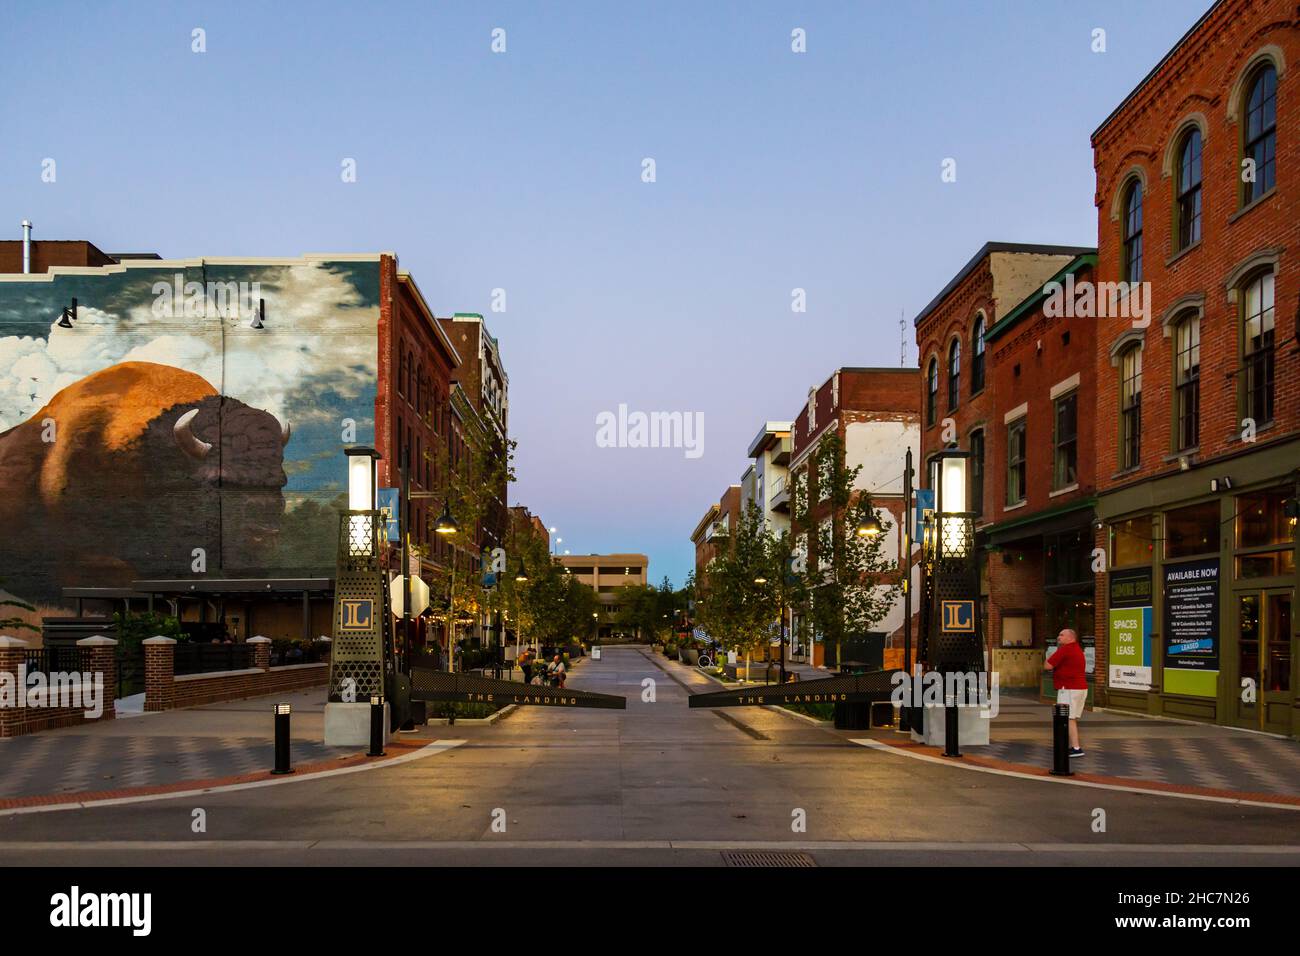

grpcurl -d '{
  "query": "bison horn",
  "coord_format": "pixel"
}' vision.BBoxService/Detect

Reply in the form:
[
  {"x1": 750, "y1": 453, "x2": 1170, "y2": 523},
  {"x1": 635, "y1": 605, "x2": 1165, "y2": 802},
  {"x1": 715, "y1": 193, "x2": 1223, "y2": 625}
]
[
  {"x1": 280, "y1": 419, "x2": 291, "y2": 447},
  {"x1": 173, "y1": 408, "x2": 212, "y2": 460}
]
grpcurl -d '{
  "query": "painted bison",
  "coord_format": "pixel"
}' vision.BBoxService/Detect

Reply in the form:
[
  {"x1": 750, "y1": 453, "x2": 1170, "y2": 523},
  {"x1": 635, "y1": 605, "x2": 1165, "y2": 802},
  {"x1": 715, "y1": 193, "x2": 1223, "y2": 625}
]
[{"x1": 0, "y1": 361, "x2": 289, "y2": 605}]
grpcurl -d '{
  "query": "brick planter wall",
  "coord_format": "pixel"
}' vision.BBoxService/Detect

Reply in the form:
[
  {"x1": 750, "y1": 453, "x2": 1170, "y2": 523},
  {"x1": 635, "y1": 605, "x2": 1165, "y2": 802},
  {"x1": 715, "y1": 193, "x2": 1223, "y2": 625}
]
[
  {"x1": 144, "y1": 635, "x2": 328, "y2": 712},
  {"x1": 0, "y1": 635, "x2": 118, "y2": 738}
]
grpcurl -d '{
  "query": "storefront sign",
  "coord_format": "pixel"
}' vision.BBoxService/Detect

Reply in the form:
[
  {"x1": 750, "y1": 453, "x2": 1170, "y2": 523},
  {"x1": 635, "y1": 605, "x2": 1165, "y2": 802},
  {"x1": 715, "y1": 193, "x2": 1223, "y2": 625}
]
[
  {"x1": 1162, "y1": 558, "x2": 1220, "y2": 698},
  {"x1": 1108, "y1": 567, "x2": 1152, "y2": 691}
]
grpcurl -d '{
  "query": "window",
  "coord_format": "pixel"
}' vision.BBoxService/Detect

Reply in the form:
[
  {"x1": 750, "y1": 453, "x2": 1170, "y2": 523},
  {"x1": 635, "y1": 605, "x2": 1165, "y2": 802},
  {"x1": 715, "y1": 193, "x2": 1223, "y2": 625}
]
[
  {"x1": 1243, "y1": 65, "x2": 1277, "y2": 205},
  {"x1": 1112, "y1": 515, "x2": 1153, "y2": 567},
  {"x1": 1175, "y1": 128, "x2": 1202, "y2": 250},
  {"x1": 1122, "y1": 180, "x2": 1143, "y2": 283},
  {"x1": 407, "y1": 350, "x2": 416, "y2": 402},
  {"x1": 969, "y1": 429, "x2": 984, "y2": 517},
  {"x1": 397, "y1": 349, "x2": 406, "y2": 396},
  {"x1": 1006, "y1": 418, "x2": 1026, "y2": 505},
  {"x1": 1242, "y1": 271, "x2": 1275, "y2": 425},
  {"x1": 1052, "y1": 392, "x2": 1078, "y2": 490},
  {"x1": 1119, "y1": 345, "x2": 1142, "y2": 470},
  {"x1": 1173, "y1": 313, "x2": 1200, "y2": 450},
  {"x1": 971, "y1": 316, "x2": 986, "y2": 393},
  {"x1": 1236, "y1": 488, "x2": 1297, "y2": 579},
  {"x1": 947, "y1": 339, "x2": 961, "y2": 410},
  {"x1": 1165, "y1": 500, "x2": 1219, "y2": 559},
  {"x1": 926, "y1": 357, "x2": 938, "y2": 426}
]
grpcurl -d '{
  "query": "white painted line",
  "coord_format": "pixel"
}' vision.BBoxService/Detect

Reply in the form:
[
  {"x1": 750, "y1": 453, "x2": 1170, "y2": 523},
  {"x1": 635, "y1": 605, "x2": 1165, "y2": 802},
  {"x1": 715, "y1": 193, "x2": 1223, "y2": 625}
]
[
  {"x1": 850, "y1": 738, "x2": 1300, "y2": 812},
  {"x1": 0, "y1": 739, "x2": 466, "y2": 818}
]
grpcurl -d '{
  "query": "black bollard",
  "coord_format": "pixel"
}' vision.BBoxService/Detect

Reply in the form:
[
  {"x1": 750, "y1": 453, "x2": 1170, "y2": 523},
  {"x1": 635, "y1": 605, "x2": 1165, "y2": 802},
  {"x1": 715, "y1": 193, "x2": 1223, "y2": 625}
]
[
  {"x1": 272, "y1": 702, "x2": 294, "y2": 774},
  {"x1": 1050, "y1": 703, "x2": 1073, "y2": 776},
  {"x1": 943, "y1": 693, "x2": 961, "y2": 758},
  {"x1": 368, "y1": 695, "x2": 386, "y2": 757}
]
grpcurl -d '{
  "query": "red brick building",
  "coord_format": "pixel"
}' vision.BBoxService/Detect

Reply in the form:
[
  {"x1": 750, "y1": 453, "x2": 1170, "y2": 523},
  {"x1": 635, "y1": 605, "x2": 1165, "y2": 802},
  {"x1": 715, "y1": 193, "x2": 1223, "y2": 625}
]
[
  {"x1": 913, "y1": 243, "x2": 1094, "y2": 680},
  {"x1": 1089, "y1": 0, "x2": 1299, "y2": 734},
  {"x1": 787, "y1": 367, "x2": 920, "y2": 665},
  {"x1": 690, "y1": 485, "x2": 741, "y2": 594},
  {"x1": 981, "y1": 254, "x2": 1100, "y2": 690}
]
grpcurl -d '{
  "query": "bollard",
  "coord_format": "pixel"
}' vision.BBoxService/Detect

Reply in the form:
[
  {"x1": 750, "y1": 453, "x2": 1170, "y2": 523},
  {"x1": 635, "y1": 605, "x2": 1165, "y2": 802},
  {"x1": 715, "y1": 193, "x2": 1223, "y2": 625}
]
[
  {"x1": 368, "y1": 695, "x2": 386, "y2": 757},
  {"x1": 272, "y1": 703, "x2": 294, "y2": 775},
  {"x1": 1050, "y1": 703, "x2": 1073, "y2": 776},
  {"x1": 943, "y1": 694, "x2": 961, "y2": 758}
]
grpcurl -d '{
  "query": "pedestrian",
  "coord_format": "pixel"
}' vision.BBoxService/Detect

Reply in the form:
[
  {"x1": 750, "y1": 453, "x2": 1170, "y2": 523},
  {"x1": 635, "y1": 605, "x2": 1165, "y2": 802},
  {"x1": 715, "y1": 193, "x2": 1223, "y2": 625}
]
[
  {"x1": 547, "y1": 654, "x2": 566, "y2": 689},
  {"x1": 1045, "y1": 628, "x2": 1088, "y2": 758}
]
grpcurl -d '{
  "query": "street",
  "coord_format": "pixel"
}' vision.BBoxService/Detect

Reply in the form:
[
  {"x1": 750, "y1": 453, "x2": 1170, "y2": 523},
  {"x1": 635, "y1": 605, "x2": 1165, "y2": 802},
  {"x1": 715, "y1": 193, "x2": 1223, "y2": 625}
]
[{"x1": 0, "y1": 647, "x2": 1295, "y2": 867}]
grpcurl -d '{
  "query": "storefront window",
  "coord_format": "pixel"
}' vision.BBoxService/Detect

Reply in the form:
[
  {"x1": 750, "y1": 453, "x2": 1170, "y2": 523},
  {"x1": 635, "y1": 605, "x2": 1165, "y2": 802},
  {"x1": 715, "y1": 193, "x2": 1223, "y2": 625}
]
[
  {"x1": 1235, "y1": 488, "x2": 1296, "y2": 579},
  {"x1": 1164, "y1": 500, "x2": 1218, "y2": 559},
  {"x1": 1111, "y1": 515, "x2": 1153, "y2": 567}
]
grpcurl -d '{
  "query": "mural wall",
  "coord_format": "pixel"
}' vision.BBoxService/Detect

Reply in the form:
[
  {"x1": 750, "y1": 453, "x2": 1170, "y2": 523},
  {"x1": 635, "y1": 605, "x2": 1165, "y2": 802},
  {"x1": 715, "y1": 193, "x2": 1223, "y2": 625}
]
[{"x1": 0, "y1": 257, "x2": 379, "y2": 607}]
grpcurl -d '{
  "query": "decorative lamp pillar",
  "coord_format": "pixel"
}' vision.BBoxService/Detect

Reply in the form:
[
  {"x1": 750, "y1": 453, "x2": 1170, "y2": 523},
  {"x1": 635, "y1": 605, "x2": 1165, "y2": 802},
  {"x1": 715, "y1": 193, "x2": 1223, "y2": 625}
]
[
  {"x1": 916, "y1": 448, "x2": 986, "y2": 740},
  {"x1": 325, "y1": 446, "x2": 390, "y2": 746}
]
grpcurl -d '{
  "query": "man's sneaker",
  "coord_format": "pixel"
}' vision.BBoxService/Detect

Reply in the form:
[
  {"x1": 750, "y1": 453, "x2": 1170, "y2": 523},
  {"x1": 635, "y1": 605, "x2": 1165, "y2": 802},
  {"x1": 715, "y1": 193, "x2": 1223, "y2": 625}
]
[{"x1": 1069, "y1": 747, "x2": 1085, "y2": 758}]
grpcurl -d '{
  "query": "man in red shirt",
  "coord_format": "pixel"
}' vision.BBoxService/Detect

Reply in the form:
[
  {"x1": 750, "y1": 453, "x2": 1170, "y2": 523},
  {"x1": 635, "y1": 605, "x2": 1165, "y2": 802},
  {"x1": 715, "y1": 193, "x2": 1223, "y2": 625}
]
[{"x1": 1045, "y1": 628, "x2": 1088, "y2": 758}]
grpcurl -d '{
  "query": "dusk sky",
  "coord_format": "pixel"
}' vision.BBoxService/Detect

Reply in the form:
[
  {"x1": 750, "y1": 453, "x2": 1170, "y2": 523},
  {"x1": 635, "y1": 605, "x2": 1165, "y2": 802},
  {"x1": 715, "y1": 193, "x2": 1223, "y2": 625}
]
[{"x1": 1, "y1": 0, "x2": 1212, "y2": 586}]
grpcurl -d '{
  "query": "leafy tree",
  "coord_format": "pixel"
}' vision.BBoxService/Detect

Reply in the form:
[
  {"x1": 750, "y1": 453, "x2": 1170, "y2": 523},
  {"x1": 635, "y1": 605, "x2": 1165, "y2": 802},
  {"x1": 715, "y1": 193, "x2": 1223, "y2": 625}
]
[
  {"x1": 694, "y1": 504, "x2": 783, "y2": 679},
  {"x1": 792, "y1": 432, "x2": 899, "y2": 667}
]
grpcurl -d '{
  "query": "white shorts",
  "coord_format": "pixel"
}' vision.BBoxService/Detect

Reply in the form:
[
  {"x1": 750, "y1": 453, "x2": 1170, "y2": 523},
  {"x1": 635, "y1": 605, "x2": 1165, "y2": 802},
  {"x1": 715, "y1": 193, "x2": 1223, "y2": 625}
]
[{"x1": 1056, "y1": 688, "x2": 1087, "y2": 719}]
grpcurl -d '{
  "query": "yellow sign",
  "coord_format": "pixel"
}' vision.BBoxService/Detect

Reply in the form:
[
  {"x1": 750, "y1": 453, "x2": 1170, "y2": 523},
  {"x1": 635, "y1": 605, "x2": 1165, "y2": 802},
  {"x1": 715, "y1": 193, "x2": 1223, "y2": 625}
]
[
  {"x1": 941, "y1": 600, "x2": 975, "y2": 632},
  {"x1": 340, "y1": 599, "x2": 374, "y2": 631}
]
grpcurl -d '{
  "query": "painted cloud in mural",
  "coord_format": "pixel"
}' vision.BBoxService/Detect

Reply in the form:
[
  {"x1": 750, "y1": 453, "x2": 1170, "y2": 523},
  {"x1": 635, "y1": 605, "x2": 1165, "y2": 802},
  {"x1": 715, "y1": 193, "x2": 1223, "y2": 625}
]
[{"x1": 0, "y1": 261, "x2": 375, "y2": 432}]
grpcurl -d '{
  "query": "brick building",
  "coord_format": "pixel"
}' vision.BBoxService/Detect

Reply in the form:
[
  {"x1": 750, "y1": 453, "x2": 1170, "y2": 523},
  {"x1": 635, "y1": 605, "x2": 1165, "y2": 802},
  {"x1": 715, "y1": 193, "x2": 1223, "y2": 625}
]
[
  {"x1": 1089, "y1": 0, "x2": 1299, "y2": 734},
  {"x1": 913, "y1": 243, "x2": 1093, "y2": 677},
  {"x1": 787, "y1": 367, "x2": 920, "y2": 666},
  {"x1": 690, "y1": 485, "x2": 741, "y2": 594},
  {"x1": 981, "y1": 253, "x2": 1100, "y2": 690}
]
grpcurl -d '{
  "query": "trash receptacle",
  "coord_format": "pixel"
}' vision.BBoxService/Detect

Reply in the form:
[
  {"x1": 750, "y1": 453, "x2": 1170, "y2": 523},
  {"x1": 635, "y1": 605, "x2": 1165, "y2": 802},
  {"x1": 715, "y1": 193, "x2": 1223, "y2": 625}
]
[{"x1": 592, "y1": 645, "x2": 602, "y2": 661}]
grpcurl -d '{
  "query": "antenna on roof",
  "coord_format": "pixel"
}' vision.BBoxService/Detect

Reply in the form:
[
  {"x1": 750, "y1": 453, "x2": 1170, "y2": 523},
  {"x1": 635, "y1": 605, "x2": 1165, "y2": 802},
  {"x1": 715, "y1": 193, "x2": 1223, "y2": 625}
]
[{"x1": 899, "y1": 310, "x2": 907, "y2": 367}]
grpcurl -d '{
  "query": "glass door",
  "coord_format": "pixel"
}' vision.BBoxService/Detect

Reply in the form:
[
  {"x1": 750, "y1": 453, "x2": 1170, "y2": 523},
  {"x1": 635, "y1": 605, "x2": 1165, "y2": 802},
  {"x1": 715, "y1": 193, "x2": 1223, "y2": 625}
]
[{"x1": 1235, "y1": 590, "x2": 1293, "y2": 732}]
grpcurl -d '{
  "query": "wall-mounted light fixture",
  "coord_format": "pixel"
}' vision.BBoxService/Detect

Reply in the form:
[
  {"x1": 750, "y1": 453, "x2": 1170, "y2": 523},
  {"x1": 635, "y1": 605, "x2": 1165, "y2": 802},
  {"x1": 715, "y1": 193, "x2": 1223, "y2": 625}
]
[{"x1": 57, "y1": 297, "x2": 78, "y2": 329}]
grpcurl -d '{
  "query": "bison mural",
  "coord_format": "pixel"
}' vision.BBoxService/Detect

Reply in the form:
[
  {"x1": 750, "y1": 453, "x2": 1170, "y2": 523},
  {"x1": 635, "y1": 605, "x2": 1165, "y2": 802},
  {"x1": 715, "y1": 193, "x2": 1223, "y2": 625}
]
[{"x1": 0, "y1": 361, "x2": 289, "y2": 605}]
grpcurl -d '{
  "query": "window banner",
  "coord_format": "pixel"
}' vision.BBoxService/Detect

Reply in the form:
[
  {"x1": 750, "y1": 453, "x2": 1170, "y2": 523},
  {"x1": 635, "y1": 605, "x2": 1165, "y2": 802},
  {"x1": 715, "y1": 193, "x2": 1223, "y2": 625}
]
[
  {"x1": 1108, "y1": 567, "x2": 1153, "y2": 691},
  {"x1": 1162, "y1": 557, "x2": 1220, "y2": 698}
]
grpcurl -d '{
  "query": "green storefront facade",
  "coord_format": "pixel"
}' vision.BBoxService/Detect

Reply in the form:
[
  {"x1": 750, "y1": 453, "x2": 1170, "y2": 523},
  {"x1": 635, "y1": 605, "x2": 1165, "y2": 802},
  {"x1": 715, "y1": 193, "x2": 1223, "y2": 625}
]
[{"x1": 1095, "y1": 435, "x2": 1298, "y2": 737}]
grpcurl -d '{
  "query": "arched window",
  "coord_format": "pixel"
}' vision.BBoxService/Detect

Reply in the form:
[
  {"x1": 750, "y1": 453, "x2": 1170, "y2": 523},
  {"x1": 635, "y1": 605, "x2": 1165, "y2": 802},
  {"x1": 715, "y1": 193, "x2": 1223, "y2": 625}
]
[
  {"x1": 926, "y1": 357, "x2": 938, "y2": 426},
  {"x1": 1175, "y1": 129, "x2": 1202, "y2": 251},
  {"x1": 1172, "y1": 312, "x2": 1200, "y2": 450},
  {"x1": 397, "y1": 349, "x2": 406, "y2": 397},
  {"x1": 970, "y1": 315, "x2": 986, "y2": 394},
  {"x1": 1122, "y1": 180, "x2": 1143, "y2": 283},
  {"x1": 407, "y1": 350, "x2": 416, "y2": 402},
  {"x1": 1243, "y1": 65, "x2": 1277, "y2": 205},
  {"x1": 1242, "y1": 271, "x2": 1275, "y2": 425},
  {"x1": 1119, "y1": 345, "x2": 1142, "y2": 470},
  {"x1": 947, "y1": 339, "x2": 961, "y2": 410}
]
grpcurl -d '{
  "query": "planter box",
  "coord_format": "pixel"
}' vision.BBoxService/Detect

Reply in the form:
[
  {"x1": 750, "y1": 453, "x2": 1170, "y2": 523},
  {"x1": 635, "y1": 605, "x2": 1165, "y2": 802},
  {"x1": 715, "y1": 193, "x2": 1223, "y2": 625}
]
[{"x1": 682, "y1": 649, "x2": 699, "y2": 665}]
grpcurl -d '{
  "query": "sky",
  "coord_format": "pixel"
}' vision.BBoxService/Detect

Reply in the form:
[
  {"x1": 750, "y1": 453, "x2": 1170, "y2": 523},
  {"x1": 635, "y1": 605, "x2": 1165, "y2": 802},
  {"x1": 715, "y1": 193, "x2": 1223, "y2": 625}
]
[{"x1": 0, "y1": 0, "x2": 1214, "y2": 586}]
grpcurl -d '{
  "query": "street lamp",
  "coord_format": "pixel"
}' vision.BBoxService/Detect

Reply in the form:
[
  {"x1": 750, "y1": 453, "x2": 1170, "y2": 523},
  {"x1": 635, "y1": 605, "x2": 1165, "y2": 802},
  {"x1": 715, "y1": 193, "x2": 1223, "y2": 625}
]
[
  {"x1": 435, "y1": 501, "x2": 459, "y2": 536},
  {"x1": 344, "y1": 446, "x2": 381, "y2": 557},
  {"x1": 514, "y1": 560, "x2": 529, "y2": 583},
  {"x1": 856, "y1": 514, "x2": 883, "y2": 537}
]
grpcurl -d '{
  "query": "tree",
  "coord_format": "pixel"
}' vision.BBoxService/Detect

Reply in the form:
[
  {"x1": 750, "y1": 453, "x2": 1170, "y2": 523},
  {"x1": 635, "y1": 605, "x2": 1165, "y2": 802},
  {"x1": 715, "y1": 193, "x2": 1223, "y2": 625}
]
[
  {"x1": 793, "y1": 432, "x2": 899, "y2": 667},
  {"x1": 0, "y1": 586, "x2": 38, "y2": 637},
  {"x1": 694, "y1": 504, "x2": 783, "y2": 680},
  {"x1": 419, "y1": 408, "x2": 517, "y2": 667}
]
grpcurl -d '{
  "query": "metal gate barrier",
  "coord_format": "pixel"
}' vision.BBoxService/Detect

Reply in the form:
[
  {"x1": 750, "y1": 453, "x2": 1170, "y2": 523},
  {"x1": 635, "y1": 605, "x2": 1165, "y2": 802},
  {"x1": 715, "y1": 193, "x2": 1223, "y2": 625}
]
[{"x1": 409, "y1": 666, "x2": 627, "y2": 710}]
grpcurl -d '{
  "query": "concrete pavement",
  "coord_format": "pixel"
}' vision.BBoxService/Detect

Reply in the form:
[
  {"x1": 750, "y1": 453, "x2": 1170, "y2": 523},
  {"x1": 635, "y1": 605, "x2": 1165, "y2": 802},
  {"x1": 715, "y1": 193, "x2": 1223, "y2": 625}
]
[{"x1": 0, "y1": 646, "x2": 1296, "y2": 866}]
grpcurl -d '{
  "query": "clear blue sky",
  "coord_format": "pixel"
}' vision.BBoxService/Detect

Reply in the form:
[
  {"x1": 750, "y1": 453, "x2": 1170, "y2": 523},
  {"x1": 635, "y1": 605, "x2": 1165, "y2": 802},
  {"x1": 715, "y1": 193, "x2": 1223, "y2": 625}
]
[{"x1": 1, "y1": 0, "x2": 1212, "y2": 587}]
